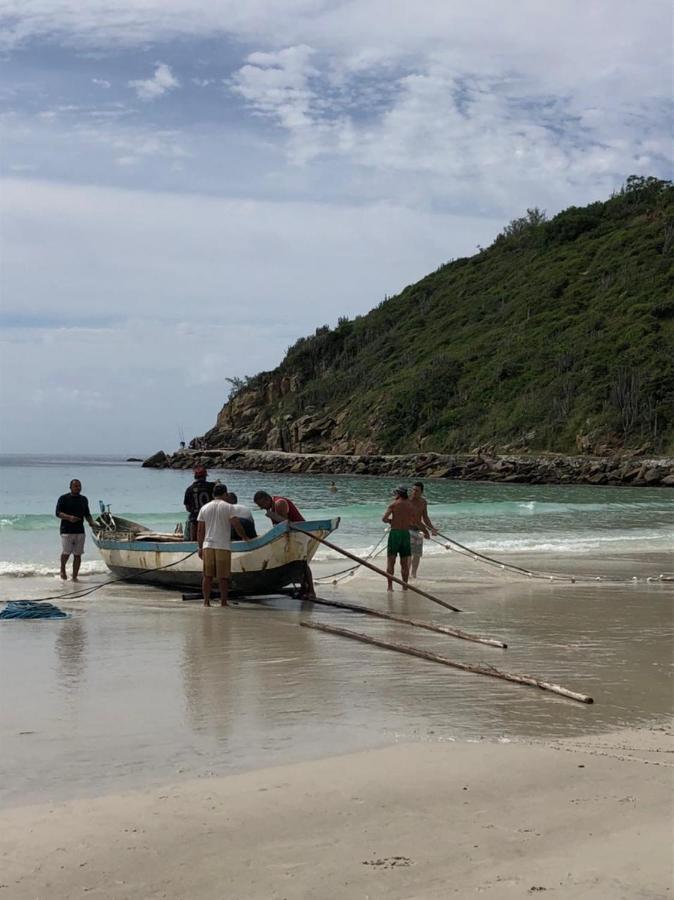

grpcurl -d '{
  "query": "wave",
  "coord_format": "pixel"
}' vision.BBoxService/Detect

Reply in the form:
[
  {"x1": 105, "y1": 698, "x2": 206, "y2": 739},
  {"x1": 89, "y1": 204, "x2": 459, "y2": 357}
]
[
  {"x1": 0, "y1": 560, "x2": 108, "y2": 578},
  {"x1": 0, "y1": 512, "x2": 185, "y2": 532},
  {"x1": 312, "y1": 529, "x2": 674, "y2": 560}
]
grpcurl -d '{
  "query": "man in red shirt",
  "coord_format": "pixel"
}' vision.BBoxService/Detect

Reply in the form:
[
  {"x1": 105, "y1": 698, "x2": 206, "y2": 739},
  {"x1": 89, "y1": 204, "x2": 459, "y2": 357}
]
[
  {"x1": 253, "y1": 490, "x2": 315, "y2": 599},
  {"x1": 253, "y1": 491, "x2": 304, "y2": 523}
]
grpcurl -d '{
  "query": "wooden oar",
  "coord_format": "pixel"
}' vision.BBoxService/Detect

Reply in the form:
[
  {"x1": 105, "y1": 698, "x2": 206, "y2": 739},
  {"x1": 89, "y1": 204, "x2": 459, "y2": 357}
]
[
  {"x1": 301, "y1": 621, "x2": 593, "y2": 704},
  {"x1": 310, "y1": 595, "x2": 506, "y2": 648},
  {"x1": 294, "y1": 528, "x2": 461, "y2": 612}
]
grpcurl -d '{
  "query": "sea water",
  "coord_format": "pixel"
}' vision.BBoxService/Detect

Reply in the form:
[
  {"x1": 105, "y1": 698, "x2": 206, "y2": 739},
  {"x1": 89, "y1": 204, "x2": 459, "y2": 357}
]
[{"x1": 1, "y1": 453, "x2": 673, "y2": 575}]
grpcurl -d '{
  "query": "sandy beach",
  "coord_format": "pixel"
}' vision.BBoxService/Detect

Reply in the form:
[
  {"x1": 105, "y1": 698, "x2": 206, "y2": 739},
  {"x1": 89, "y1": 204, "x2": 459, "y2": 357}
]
[
  {"x1": 1, "y1": 549, "x2": 672, "y2": 898},
  {"x1": 1, "y1": 727, "x2": 672, "y2": 899}
]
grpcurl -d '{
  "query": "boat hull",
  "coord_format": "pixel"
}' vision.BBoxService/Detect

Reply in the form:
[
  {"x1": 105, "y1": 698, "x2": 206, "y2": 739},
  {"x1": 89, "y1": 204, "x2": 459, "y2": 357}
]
[{"x1": 93, "y1": 518, "x2": 338, "y2": 594}]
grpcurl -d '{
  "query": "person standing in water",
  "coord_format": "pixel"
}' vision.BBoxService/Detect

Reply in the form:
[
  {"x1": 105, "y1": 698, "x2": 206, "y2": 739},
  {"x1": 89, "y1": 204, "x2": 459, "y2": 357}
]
[
  {"x1": 183, "y1": 464, "x2": 216, "y2": 540},
  {"x1": 409, "y1": 481, "x2": 437, "y2": 578},
  {"x1": 55, "y1": 479, "x2": 95, "y2": 581},
  {"x1": 382, "y1": 486, "x2": 416, "y2": 590}
]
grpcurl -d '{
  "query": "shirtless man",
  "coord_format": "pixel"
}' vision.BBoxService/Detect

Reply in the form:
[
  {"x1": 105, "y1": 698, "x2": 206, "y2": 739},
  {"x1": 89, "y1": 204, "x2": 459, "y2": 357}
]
[
  {"x1": 382, "y1": 486, "x2": 416, "y2": 590},
  {"x1": 409, "y1": 481, "x2": 437, "y2": 578}
]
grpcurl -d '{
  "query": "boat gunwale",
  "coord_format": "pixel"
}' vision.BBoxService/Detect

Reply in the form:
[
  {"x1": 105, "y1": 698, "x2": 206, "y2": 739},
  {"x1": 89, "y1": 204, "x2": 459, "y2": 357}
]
[{"x1": 93, "y1": 517, "x2": 339, "y2": 554}]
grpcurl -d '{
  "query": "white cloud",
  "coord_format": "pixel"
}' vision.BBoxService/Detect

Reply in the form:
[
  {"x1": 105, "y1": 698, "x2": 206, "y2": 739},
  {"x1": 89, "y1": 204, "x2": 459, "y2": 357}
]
[
  {"x1": 129, "y1": 62, "x2": 179, "y2": 101},
  {"x1": 0, "y1": 176, "x2": 502, "y2": 451},
  {"x1": 92, "y1": 77, "x2": 110, "y2": 88},
  {"x1": 231, "y1": 44, "x2": 328, "y2": 163}
]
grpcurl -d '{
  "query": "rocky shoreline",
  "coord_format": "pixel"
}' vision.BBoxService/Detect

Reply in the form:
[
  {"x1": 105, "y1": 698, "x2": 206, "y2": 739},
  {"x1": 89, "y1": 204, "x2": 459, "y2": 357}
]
[{"x1": 142, "y1": 448, "x2": 674, "y2": 487}]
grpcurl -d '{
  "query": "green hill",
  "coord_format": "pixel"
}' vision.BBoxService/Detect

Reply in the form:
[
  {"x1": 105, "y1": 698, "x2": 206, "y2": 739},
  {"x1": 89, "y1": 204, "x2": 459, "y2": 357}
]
[{"x1": 202, "y1": 176, "x2": 674, "y2": 456}]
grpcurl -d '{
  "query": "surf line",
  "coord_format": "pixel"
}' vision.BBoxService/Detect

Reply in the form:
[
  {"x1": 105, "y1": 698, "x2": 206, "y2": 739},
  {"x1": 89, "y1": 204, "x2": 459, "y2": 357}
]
[
  {"x1": 302, "y1": 621, "x2": 593, "y2": 704},
  {"x1": 291, "y1": 527, "x2": 461, "y2": 612}
]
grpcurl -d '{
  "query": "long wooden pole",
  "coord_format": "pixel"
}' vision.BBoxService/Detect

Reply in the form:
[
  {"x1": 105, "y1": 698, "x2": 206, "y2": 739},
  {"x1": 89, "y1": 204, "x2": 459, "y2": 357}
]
[
  {"x1": 295, "y1": 529, "x2": 461, "y2": 613},
  {"x1": 310, "y1": 595, "x2": 507, "y2": 648},
  {"x1": 301, "y1": 621, "x2": 593, "y2": 704}
]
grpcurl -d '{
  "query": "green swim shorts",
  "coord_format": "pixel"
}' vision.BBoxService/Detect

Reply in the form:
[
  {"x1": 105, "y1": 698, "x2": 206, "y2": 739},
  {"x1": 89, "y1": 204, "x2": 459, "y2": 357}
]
[{"x1": 387, "y1": 528, "x2": 412, "y2": 558}]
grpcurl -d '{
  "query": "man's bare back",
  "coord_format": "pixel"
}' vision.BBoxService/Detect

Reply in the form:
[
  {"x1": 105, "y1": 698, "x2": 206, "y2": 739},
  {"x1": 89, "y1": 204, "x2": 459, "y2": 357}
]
[{"x1": 384, "y1": 497, "x2": 416, "y2": 530}]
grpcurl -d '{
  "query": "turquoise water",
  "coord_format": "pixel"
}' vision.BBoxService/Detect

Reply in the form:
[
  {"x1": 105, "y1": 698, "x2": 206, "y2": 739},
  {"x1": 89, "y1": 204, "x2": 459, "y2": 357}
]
[{"x1": 0, "y1": 453, "x2": 672, "y2": 576}]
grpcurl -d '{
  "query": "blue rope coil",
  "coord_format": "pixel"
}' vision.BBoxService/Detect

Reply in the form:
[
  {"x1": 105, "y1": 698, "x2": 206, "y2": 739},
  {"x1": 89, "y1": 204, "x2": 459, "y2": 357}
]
[{"x1": 0, "y1": 600, "x2": 67, "y2": 620}]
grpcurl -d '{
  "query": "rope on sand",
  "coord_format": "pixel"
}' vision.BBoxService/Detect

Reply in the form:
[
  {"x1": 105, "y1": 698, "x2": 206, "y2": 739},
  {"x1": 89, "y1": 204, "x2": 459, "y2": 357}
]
[
  {"x1": 291, "y1": 527, "x2": 461, "y2": 612},
  {"x1": 314, "y1": 530, "x2": 389, "y2": 585},
  {"x1": 431, "y1": 531, "x2": 670, "y2": 585}
]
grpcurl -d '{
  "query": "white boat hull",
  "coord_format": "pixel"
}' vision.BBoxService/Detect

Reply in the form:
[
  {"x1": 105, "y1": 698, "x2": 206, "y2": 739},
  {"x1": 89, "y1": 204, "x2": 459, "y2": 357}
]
[{"x1": 93, "y1": 517, "x2": 339, "y2": 593}]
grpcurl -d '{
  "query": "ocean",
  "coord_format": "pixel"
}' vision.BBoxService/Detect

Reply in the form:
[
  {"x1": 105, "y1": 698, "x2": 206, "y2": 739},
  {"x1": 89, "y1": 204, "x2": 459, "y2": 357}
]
[{"x1": 1, "y1": 453, "x2": 672, "y2": 577}]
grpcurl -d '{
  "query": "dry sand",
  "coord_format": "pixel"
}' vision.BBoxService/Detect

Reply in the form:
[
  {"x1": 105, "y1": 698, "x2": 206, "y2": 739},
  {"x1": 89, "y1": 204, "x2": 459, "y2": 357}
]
[{"x1": 1, "y1": 726, "x2": 671, "y2": 900}]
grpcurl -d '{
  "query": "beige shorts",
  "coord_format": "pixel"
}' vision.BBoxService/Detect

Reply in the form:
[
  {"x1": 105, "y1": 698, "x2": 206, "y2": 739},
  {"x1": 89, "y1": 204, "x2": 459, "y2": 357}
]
[
  {"x1": 409, "y1": 529, "x2": 424, "y2": 557},
  {"x1": 202, "y1": 548, "x2": 231, "y2": 578},
  {"x1": 61, "y1": 534, "x2": 85, "y2": 555}
]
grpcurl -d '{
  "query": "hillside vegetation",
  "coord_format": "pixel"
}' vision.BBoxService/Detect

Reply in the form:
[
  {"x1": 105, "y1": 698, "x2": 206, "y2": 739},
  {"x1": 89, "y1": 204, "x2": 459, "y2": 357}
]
[{"x1": 204, "y1": 177, "x2": 674, "y2": 456}]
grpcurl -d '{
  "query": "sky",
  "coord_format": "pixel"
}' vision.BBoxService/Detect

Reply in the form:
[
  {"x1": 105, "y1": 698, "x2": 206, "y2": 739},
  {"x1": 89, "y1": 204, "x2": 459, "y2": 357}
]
[{"x1": 1, "y1": 1, "x2": 672, "y2": 454}]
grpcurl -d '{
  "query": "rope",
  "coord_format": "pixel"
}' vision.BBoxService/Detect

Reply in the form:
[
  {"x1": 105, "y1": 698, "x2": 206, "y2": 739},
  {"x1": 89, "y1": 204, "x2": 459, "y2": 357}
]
[
  {"x1": 431, "y1": 531, "x2": 668, "y2": 585},
  {"x1": 3, "y1": 550, "x2": 199, "y2": 606},
  {"x1": 314, "y1": 530, "x2": 389, "y2": 584}
]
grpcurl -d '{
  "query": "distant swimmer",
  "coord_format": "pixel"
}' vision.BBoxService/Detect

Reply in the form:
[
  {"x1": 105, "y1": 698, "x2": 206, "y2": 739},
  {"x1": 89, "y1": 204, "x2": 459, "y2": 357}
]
[
  {"x1": 184, "y1": 464, "x2": 216, "y2": 540},
  {"x1": 382, "y1": 486, "x2": 416, "y2": 590},
  {"x1": 409, "y1": 481, "x2": 438, "y2": 578},
  {"x1": 55, "y1": 479, "x2": 95, "y2": 581},
  {"x1": 253, "y1": 490, "x2": 316, "y2": 599},
  {"x1": 329, "y1": 481, "x2": 338, "y2": 492}
]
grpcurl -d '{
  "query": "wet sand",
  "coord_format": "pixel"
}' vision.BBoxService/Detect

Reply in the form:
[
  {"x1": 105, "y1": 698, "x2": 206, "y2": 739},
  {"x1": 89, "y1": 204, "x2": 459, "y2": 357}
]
[{"x1": 1, "y1": 550, "x2": 672, "y2": 897}]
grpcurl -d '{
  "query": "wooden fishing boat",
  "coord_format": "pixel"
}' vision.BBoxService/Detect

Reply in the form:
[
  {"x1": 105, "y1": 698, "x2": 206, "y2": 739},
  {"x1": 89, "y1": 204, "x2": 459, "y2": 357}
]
[{"x1": 92, "y1": 510, "x2": 339, "y2": 593}]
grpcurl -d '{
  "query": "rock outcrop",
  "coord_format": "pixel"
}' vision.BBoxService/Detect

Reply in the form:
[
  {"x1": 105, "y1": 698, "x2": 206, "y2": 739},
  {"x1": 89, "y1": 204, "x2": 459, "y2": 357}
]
[
  {"x1": 142, "y1": 448, "x2": 674, "y2": 487},
  {"x1": 198, "y1": 374, "x2": 348, "y2": 454},
  {"x1": 141, "y1": 450, "x2": 168, "y2": 468}
]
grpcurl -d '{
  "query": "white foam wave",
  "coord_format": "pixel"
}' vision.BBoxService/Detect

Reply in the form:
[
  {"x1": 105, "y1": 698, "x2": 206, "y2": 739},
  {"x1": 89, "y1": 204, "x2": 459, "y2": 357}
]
[
  {"x1": 313, "y1": 530, "x2": 674, "y2": 561},
  {"x1": 0, "y1": 560, "x2": 108, "y2": 578}
]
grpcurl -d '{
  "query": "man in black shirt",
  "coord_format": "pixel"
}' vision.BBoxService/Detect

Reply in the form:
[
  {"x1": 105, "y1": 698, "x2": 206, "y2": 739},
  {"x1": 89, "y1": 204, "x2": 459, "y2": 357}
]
[
  {"x1": 183, "y1": 465, "x2": 216, "y2": 540},
  {"x1": 55, "y1": 479, "x2": 95, "y2": 581}
]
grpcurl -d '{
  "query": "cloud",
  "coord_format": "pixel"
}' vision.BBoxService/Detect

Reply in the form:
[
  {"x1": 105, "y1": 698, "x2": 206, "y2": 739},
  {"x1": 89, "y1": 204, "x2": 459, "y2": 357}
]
[
  {"x1": 231, "y1": 44, "x2": 328, "y2": 163},
  {"x1": 227, "y1": 48, "x2": 671, "y2": 209},
  {"x1": 129, "y1": 62, "x2": 179, "y2": 101},
  {"x1": 0, "y1": 175, "x2": 502, "y2": 451},
  {"x1": 92, "y1": 77, "x2": 110, "y2": 88}
]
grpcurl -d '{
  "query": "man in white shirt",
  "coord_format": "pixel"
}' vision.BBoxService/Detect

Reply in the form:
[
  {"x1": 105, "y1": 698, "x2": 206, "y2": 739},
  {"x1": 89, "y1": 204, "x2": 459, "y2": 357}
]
[
  {"x1": 196, "y1": 484, "x2": 249, "y2": 607},
  {"x1": 226, "y1": 491, "x2": 258, "y2": 540}
]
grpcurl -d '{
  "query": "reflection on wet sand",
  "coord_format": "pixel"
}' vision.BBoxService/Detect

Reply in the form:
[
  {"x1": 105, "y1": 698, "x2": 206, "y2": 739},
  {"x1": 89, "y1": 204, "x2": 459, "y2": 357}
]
[
  {"x1": 181, "y1": 600, "x2": 341, "y2": 744},
  {"x1": 55, "y1": 617, "x2": 87, "y2": 687}
]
